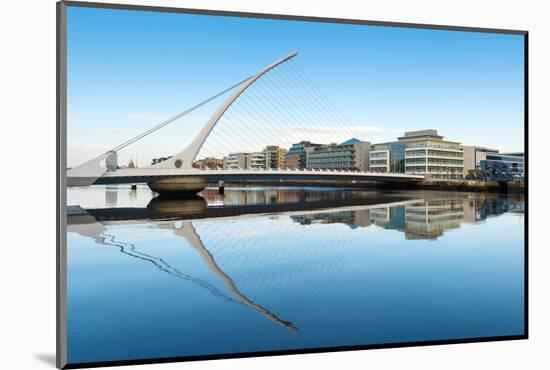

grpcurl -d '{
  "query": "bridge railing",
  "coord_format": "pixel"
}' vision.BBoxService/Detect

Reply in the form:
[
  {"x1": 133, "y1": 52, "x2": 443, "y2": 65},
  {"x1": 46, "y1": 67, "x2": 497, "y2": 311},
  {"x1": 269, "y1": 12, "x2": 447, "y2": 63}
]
[{"x1": 194, "y1": 166, "x2": 422, "y2": 177}]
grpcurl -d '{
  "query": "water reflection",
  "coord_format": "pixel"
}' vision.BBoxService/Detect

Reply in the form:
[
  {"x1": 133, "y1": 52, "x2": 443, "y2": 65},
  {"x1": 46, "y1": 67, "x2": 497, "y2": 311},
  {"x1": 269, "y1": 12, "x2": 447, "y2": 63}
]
[
  {"x1": 104, "y1": 187, "x2": 118, "y2": 207},
  {"x1": 71, "y1": 188, "x2": 524, "y2": 242},
  {"x1": 99, "y1": 227, "x2": 297, "y2": 331},
  {"x1": 288, "y1": 194, "x2": 524, "y2": 240},
  {"x1": 66, "y1": 187, "x2": 525, "y2": 362},
  {"x1": 199, "y1": 186, "x2": 381, "y2": 205},
  {"x1": 148, "y1": 196, "x2": 207, "y2": 216}
]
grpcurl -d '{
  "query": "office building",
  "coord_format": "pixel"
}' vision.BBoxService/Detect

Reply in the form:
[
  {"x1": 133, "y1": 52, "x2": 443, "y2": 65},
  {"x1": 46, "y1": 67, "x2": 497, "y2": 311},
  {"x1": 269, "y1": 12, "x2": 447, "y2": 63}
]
[
  {"x1": 400, "y1": 130, "x2": 464, "y2": 179},
  {"x1": 305, "y1": 138, "x2": 371, "y2": 171},
  {"x1": 370, "y1": 129, "x2": 464, "y2": 179},
  {"x1": 286, "y1": 141, "x2": 322, "y2": 169},
  {"x1": 462, "y1": 146, "x2": 499, "y2": 177},
  {"x1": 480, "y1": 152, "x2": 524, "y2": 179},
  {"x1": 462, "y1": 147, "x2": 524, "y2": 180},
  {"x1": 370, "y1": 142, "x2": 406, "y2": 173}
]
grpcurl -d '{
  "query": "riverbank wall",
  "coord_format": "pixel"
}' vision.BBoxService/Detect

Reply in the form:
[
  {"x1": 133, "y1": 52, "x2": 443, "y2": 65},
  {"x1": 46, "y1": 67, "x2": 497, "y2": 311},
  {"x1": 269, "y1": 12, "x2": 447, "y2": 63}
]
[
  {"x1": 207, "y1": 178, "x2": 525, "y2": 194},
  {"x1": 409, "y1": 179, "x2": 525, "y2": 193}
]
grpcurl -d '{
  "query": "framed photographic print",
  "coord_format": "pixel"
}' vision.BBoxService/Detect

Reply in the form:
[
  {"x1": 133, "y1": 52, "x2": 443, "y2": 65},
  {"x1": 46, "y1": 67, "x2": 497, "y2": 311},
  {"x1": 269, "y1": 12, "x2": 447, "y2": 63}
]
[{"x1": 57, "y1": 1, "x2": 528, "y2": 368}]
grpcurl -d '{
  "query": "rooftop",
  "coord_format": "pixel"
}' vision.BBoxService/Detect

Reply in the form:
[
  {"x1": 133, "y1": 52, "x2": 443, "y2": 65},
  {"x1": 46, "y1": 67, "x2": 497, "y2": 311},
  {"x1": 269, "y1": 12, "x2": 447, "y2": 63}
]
[
  {"x1": 401, "y1": 129, "x2": 442, "y2": 140},
  {"x1": 397, "y1": 129, "x2": 443, "y2": 141},
  {"x1": 462, "y1": 145, "x2": 499, "y2": 153},
  {"x1": 340, "y1": 138, "x2": 361, "y2": 145},
  {"x1": 397, "y1": 129, "x2": 462, "y2": 144},
  {"x1": 498, "y1": 152, "x2": 524, "y2": 157}
]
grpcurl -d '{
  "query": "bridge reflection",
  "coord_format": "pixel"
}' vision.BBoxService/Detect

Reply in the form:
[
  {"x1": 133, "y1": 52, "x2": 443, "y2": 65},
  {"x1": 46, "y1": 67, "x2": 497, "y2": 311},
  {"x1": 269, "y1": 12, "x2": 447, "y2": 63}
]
[{"x1": 67, "y1": 189, "x2": 523, "y2": 331}]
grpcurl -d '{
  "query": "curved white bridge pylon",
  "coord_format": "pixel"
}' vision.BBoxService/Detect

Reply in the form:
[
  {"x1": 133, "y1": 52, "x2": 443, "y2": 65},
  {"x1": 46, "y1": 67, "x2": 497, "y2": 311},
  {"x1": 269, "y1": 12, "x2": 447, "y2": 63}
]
[
  {"x1": 150, "y1": 51, "x2": 298, "y2": 170},
  {"x1": 67, "y1": 51, "x2": 298, "y2": 186}
]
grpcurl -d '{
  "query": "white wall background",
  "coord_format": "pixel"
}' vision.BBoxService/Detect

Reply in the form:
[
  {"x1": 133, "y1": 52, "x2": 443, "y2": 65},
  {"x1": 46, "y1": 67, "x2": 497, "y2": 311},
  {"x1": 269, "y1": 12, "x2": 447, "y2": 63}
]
[{"x1": 0, "y1": 0, "x2": 547, "y2": 369}]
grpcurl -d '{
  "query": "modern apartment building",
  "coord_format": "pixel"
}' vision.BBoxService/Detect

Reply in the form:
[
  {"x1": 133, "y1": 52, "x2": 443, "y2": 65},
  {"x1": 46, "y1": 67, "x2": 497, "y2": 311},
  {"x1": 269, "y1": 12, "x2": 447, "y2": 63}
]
[
  {"x1": 246, "y1": 152, "x2": 266, "y2": 169},
  {"x1": 222, "y1": 153, "x2": 242, "y2": 169},
  {"x1": 370, "y1": 130, "x2": 464, "y2": 179},
  {"x1": 223, "y1": 152, "x2": 266, "y2": 170},
  {"x1": 263, "y1": 145, "x2": 287, "y2": 169},
  {"x1": 305, "y1": 138, "x2": 371, "y2": 171}
]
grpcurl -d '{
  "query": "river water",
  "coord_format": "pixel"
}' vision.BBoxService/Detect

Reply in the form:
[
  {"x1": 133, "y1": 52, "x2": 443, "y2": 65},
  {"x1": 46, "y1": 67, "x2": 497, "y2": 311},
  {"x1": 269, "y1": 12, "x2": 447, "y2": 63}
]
[{"x1": 66, "y1": 185, "x2": 525, "y2": 364}]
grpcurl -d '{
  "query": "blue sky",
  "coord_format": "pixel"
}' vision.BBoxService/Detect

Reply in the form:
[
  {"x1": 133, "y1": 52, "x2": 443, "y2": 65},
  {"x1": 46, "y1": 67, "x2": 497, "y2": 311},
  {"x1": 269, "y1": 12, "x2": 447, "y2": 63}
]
[{"x1": 67, "y1": 6, "x2": 525, "y2": 167}]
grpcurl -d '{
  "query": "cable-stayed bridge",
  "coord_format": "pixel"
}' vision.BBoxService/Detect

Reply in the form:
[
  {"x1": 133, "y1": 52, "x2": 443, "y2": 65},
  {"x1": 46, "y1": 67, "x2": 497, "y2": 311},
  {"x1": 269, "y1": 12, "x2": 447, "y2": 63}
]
[{"x1": 67, "y1": 51, "x2": 423, "y2": 193}]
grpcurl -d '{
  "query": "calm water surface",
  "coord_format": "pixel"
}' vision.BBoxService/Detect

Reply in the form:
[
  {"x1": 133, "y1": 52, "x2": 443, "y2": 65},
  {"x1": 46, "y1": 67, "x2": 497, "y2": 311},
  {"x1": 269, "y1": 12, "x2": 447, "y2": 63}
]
[{"x1": 67, "y1": 185, "x2": 525, "y2": 364}]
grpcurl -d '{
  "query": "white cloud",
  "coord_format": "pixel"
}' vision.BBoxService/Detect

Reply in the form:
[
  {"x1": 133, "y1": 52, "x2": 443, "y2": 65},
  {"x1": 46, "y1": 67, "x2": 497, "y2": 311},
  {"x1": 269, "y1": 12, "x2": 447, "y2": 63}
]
[
  {"x1": 348, "y1": 124, "x2": 411, "y2": 135},
  {"x1": 67, "y1": 142, "x2": 110, "y2": 167}
]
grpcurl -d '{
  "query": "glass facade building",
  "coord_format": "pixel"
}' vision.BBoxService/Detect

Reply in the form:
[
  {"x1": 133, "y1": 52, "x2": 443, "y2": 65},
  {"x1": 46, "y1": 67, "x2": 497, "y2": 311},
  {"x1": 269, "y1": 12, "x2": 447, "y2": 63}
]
[
  {"x1": 286, "y1": 141, "x2": 322, "y2": 169},
  {"x1": 370, "y1": 130, "x2": 464, "y2": 179},
  {"x1": 461, "y1": 146, "x2": 499, "y2": 178},
  {"x1": 370, "y1": 142, "x2": 406, "y2": 173},
  {"x1": 480, "y1": 153, "x2": 524, "y2": 179}
]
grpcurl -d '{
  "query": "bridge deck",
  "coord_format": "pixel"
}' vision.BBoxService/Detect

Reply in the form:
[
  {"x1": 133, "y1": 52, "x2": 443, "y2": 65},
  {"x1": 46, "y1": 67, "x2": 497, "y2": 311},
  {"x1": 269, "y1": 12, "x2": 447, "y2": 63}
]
[{"x1": 69, "y1": 168, "x2": 424, "y2": 186}]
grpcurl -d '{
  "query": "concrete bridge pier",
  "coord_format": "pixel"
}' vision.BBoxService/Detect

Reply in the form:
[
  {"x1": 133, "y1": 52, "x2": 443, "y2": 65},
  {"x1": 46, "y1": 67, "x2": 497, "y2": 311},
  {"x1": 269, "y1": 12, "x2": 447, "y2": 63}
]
[{"x1": 147, "y1": 176, "x2": 207, "y2": 196}]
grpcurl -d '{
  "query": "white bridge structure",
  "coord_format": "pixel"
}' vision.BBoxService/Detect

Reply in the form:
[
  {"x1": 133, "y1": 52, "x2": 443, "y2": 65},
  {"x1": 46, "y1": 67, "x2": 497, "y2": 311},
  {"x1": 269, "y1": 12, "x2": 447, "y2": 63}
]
[{"x1": 67, "y1": 51, "x2": 424, "y2": 193}]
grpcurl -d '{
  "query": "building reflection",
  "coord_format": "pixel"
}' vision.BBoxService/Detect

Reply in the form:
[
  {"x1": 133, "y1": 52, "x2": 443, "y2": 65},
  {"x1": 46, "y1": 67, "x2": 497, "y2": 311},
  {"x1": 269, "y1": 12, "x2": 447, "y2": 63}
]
[
  {"x1": 68, "y1": 189, "x2": 524, "y2": 332},
  {"x1": 104, "y1": 187, "x2": 118, "y2": 207},
  {"x1": 292, "y1": 210, "x2": 372, "y2": 228},
  {"x1": 199, "y1": 186, "x2": 381, "y2": 206},
  {"x1": 79, "y1": 187, "x2": 525, "y2": 243},
  {"x1": 371, "y1": 200, "x2": 464, "y2": 240},
  {"x1": 291, "y1": 194, "x2": 524, "y2": 240}
]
